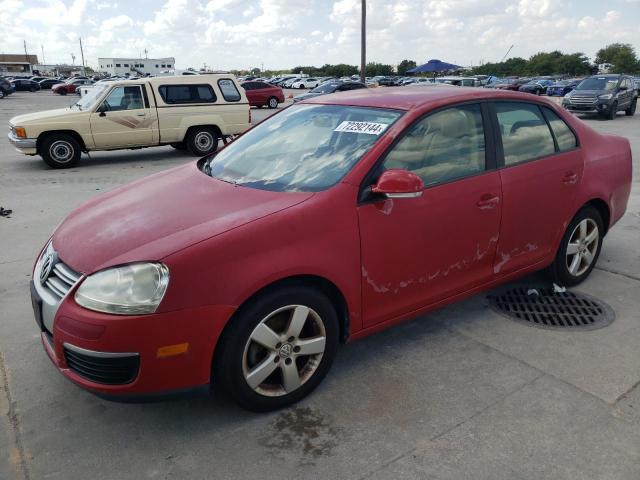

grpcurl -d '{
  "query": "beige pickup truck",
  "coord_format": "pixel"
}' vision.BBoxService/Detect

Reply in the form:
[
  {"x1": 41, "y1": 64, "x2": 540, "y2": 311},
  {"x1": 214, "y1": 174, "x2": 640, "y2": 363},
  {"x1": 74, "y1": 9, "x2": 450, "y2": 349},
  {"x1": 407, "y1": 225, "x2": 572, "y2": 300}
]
[{"x1": 8, "y1": 74, "x2": 251, "y2": 168}]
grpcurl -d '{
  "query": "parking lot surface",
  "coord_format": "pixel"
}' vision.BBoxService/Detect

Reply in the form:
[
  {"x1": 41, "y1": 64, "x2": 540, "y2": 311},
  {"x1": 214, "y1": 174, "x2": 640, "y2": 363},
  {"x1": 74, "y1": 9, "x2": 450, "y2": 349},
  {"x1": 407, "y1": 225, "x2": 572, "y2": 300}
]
[{"x1": 1, "y1": 89, "x2": 639, "y2": 480}]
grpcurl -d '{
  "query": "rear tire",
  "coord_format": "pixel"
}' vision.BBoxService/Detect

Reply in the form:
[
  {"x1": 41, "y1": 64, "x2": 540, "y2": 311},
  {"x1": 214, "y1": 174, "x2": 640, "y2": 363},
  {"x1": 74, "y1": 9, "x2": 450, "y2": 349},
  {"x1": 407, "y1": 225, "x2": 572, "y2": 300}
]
[
  {"x1": 40, "y1": 134, "x2": 81, "y2": 169},
  {"x1": 550, "y1": 206, "x2": 604, "y2": 287},
  {"x1": 214, "y1": 285, "x2": 339, "y2": 412},
  {"x1": 267, "y1": 97, "x2": 278, "y2": 109},
  {"x1": 625, "y1": 99, "x2": 637, "y2": 116},
  {"x1": 186, "y1": 127, "x2": 218, "y2": 156}
]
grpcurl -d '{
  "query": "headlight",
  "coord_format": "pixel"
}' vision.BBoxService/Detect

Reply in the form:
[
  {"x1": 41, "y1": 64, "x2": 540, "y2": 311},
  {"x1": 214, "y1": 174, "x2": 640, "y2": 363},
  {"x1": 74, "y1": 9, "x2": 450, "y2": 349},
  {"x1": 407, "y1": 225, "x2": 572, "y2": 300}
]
[
  {"x1": 598, "y1": 93, "x2": 613, "y2": 100},
  {"x1": 75, "y1": 263, "x2": 169, "y2": 315}
]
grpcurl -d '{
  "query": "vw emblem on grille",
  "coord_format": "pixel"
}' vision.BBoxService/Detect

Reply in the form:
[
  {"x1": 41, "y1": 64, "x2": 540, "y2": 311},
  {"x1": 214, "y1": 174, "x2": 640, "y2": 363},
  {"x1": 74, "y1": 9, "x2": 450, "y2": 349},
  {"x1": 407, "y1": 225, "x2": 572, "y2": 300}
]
[{"x1": 40, "y1": 252, "x2": 54, "y2": 283}]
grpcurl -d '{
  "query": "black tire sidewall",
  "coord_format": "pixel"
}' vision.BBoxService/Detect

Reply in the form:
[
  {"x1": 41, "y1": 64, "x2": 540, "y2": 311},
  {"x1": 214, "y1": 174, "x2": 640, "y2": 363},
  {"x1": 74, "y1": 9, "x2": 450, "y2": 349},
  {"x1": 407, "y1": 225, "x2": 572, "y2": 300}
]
[
  {"x1": 608, "y1": 102, "x2": 617, "y2": 120},
  {"x1": 41, "y1": 134, "x2": 81, "y2": 169},
  {"x1": 552, "y1": 206, "x2": 604, "y2": 287},
  {"x1": 186, "y1": 127, "x2": 218, "y2": 156},
  {"x1": 626, "y1": 99, "x2": 636, "y2": 116},
  {"x1": 215, "y1": 286, "x2": 339, "y2": 412}
]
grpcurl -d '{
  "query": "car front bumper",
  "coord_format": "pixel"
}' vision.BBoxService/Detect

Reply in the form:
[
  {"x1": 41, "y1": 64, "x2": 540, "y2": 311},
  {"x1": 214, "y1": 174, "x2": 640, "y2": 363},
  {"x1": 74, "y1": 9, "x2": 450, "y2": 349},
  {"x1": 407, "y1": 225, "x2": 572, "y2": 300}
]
[
  {"x1": 30, "y1": 255, "x2": 236, "y2": 399},
  {"x1": 563, "y1": 100, "x2": 613, "y2": 114},
  {"x1": 8, "y1": 132, "x2": 37, "y2": 155}
]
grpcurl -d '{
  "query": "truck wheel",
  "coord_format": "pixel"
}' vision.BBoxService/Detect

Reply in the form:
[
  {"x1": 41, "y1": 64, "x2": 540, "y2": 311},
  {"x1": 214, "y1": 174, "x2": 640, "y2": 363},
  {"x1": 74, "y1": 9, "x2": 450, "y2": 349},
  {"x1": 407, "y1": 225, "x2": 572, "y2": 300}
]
[
  {"x1": 268, "y1": 97, "x2": 278, "y2": 109},
  {"x1": 40, "y1": 134, "x2": 81, "y2": 169},
  {"x1": 625, "y1": 99, "x2": 636, "y2": 116},
  {"x1": 607, "y1": 102, "x2": 617, "y2": 120},
  {"x1": 186, "y1": 127, "x2": 218, "y2": 156},
  {"x1": 170, "y1": 142, "x2": 187, "y2": 150}
]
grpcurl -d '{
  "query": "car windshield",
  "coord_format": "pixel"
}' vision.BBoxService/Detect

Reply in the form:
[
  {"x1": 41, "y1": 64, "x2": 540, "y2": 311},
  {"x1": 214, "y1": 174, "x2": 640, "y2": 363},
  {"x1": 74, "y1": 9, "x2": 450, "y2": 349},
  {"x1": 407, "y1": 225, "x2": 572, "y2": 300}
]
[
  {"x1": 203, "y1": 104, "x2": 402, "y2": 192},
  {"x1": 577, "y1": 77, "x2": 618, "y2": 91},
  {"x1": 311, "y1": 83, "x2": 339, "y2": 93},
  {"x1": 74, "y1": 83, "x2": 110, "y2": 110}
]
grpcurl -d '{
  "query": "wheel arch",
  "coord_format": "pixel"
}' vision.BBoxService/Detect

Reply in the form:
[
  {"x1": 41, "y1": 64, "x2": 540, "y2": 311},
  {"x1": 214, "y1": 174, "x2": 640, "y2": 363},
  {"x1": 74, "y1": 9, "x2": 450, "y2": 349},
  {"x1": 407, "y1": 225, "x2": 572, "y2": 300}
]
[
  {"x1": 183, "y1": 124, "x2": 222, "y2": 142},
  {"x1": 36, "y1": 130, "x2": 87, "y2": 153},
  {"x1": 583, "y1": 198, "x2": 611, "y2": 235}
]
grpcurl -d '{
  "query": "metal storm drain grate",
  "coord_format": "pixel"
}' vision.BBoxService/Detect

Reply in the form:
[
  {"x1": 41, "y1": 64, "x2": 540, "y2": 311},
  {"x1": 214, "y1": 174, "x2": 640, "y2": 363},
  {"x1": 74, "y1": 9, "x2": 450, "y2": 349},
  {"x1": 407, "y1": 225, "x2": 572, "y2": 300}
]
[{"x1": 487, "y1": 286, "x2": 615, "y2": 331}]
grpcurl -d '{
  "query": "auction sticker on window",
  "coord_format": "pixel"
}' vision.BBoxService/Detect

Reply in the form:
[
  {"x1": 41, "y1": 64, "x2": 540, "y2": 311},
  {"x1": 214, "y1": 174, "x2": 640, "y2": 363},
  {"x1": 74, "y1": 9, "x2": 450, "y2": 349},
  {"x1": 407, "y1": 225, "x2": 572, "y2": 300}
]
[{"x1": 334, "y1": 121, "x2": 389, "y2": 135}]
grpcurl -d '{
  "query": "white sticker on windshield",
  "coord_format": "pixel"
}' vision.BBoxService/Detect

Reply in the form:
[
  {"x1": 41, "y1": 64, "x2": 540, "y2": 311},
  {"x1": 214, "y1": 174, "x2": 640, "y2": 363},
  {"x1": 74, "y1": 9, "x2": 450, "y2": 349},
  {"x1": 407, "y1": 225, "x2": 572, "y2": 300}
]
[{"x1": 334, "y1": 121, "x2": 389, "y2": 135}]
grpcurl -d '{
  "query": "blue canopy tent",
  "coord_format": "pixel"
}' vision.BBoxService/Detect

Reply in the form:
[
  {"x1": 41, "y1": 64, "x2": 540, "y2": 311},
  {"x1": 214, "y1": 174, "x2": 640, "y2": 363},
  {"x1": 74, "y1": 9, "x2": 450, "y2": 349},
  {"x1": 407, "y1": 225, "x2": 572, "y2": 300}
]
[{"x1": 407, "y1": 59, "x2": 462, "y2": 74}]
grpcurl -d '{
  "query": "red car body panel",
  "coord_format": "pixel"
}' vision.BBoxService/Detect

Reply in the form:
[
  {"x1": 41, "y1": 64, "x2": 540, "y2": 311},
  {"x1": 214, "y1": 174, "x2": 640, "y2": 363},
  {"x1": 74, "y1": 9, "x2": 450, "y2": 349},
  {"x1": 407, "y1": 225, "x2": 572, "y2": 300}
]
[
  {"x1": 39, "y1": 87, "x2": 632, "y2": 398},
  {"x1": 242, "y1": 82, "x2": 285, "y2": 107}
]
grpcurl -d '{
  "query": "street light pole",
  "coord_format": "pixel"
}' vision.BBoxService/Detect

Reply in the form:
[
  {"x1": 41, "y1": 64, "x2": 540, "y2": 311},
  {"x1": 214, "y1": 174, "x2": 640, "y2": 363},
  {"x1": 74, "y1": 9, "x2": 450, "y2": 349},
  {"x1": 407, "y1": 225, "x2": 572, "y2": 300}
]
[{"x1": 360, "y1": 0, "x2": 366, "y2": 83}]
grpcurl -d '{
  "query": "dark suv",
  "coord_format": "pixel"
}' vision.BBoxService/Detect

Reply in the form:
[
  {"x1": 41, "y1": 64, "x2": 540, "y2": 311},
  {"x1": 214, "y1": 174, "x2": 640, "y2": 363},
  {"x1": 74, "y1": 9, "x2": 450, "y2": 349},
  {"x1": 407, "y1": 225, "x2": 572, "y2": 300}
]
[
  {"x1": 563, "y1": 74, "x2": 637, "y2": 120},
  {"x1": 0, "y1": 75, "x2": 13, "y2": 99}
]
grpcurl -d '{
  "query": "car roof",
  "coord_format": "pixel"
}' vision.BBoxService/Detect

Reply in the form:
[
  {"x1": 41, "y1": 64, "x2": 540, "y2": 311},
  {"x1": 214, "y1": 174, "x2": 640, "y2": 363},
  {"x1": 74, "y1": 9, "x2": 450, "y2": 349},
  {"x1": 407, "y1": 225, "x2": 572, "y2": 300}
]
[{"x1": 300, "y1": 86, "x2": 540, "y2": 111}]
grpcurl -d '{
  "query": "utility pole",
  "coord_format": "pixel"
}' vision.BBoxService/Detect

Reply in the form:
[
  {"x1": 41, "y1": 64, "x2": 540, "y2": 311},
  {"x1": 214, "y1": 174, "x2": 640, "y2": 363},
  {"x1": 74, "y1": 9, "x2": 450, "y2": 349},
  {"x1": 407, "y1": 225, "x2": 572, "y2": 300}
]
[
  {"x1": 71, "y1": 53, "x2": 76, "y2": 65},
  {"x1": 41, "y1": 44, "x2": 45, "y2": 65},
  {"x1": 144, "y1": 48, "x2": 148, "y2": 59},
  {"x1": 360, "y1": 0, "x2": 366, "y2": 83},
  {"x1": 79, "y1": 37, "x2": 86, "y2": 75}
]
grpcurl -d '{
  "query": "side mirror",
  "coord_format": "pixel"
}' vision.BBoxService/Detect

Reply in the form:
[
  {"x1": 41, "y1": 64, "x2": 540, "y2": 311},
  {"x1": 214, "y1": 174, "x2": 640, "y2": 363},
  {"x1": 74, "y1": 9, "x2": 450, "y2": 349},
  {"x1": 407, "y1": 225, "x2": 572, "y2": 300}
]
[{"x1": 371, "y1": 169, "x2": 424, "y2": 199}]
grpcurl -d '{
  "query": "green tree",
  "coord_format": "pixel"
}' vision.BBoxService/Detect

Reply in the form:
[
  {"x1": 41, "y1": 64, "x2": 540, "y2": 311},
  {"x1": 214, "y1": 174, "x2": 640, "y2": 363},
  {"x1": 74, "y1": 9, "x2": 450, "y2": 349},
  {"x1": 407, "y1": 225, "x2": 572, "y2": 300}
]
[
  {"x1": 365, "y1": 62, "x2": 394, "y2": 76},
  {"x1": 397, "y1": 59, "x2": 417, "y2": 75},
  {"x1": 595, "y1": 43, "x2": 639, "y2": 73}
]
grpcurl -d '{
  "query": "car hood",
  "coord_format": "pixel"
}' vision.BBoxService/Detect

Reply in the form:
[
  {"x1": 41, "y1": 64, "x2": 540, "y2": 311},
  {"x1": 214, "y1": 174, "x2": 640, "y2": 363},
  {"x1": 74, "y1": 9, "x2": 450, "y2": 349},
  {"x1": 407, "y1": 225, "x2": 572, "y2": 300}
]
[
  {"x1": 53, "y1": 162, "x2": 313, "y2": 273},
  {"x1": 9, "y1": 107, "x2": 83, "y2": 126},
  {"x1": 294, "y1": 92, "x2": 323, "y2": 101},
  {"x1": 569, "y1": 90, "x2": 603, "y2": 96}
]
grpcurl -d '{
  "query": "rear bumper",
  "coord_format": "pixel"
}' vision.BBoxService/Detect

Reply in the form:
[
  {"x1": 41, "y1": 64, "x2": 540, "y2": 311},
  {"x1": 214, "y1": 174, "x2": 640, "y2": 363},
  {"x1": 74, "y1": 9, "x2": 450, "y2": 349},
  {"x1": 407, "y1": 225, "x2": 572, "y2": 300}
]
[{"x1": 8, "y1": 132, "x2": 37, "y2": 154}]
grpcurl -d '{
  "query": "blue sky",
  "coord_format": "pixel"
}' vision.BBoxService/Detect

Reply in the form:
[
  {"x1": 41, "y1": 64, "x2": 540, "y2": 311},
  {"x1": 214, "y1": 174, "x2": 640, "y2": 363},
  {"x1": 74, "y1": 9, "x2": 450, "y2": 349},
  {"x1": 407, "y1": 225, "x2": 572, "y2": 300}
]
[{"x1": 1, "y1": 0, "x2": 639, "y2": 70}]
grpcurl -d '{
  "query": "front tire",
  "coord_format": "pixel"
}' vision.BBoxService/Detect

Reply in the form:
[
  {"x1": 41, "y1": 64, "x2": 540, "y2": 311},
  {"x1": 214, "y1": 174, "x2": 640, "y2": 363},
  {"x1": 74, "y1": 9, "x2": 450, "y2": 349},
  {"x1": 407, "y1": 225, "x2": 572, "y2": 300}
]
[
  {"x1": 40, "y1": 134, "x2": 81, "y2": 169},
  {"x1": 625, "y1": 99, "x2": 637, "y2": 116},
  {"x1": 214, "y1": 286, "x2": 339, "y2": 412},
  {"x1": 186, "y1": 127, "x2": 218, "y2": 156},
  {"x1": 550, "y1": 206, "x2": 603, "y2": 287},
  {"x1": 607, "y1": 102, "x2": 617, "y2": 120},
  {"x1": 59, "y1": 89, "x2": 67, "y2": 96}
]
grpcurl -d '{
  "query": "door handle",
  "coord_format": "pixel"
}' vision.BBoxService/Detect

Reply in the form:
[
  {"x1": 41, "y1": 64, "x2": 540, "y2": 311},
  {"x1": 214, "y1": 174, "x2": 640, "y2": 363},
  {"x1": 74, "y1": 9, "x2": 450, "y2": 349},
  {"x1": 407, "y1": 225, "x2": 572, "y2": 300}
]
[
  {"x1": 477, "y1": 194, "x2": 500, "y2": 209},
  {"x1": 562, "y1": 172, "x2": 578, "y2": 185},
  {"x1": 136, "y1": 113, "x2": 146, "y2": 117}
]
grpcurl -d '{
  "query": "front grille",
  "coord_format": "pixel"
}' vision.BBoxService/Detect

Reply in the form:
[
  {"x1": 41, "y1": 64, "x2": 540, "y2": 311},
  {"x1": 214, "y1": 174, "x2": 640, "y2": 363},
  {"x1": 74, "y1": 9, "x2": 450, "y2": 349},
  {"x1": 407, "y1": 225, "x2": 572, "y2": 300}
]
[
  {"x1": 38, "y1": 247, "x2": 81, "y2": 300},
  {"x1": 568, "y1": 94, "x2": 597, "y2": 105},
  {"x1": 64, "y1": 346, "x2": 140, "y2": 385}
]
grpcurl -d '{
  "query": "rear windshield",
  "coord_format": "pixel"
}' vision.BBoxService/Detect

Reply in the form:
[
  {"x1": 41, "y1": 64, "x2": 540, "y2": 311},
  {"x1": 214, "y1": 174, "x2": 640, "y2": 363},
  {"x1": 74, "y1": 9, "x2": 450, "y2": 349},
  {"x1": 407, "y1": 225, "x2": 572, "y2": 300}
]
[
  {"x1": 577, "y1": 77, "x2": 618, "y2": 91},
  {"x1": 203, "y1": 104, "x2": 402, "y2": 192},
  {"x1": 311, "y1": 83, "x2": 339, "y2": 93}
]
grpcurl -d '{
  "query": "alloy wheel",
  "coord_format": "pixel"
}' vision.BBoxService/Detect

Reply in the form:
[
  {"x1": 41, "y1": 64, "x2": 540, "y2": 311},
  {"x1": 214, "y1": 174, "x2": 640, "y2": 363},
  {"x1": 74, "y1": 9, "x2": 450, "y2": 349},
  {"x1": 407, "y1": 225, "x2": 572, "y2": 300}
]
[
  {"x1": 566, "y1": 218, "x2": 599, "y2": 276},
  {"x1": 242, "y1": 305, "x2": 326, "y2": 397}
]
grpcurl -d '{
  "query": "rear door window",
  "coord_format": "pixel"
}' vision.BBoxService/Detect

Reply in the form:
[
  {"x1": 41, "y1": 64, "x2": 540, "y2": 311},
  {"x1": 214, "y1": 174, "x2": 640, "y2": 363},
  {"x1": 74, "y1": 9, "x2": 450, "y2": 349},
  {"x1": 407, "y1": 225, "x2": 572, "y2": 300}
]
[
  {"x1": 158, "y1": 84, "x2": 217, "y2": 104},
  {"x1": 218, "y1": 79, "x2": 241, "y2": 102},
  {"x1": 495, "y1": 102, "x2": 555, "y2": 165},
  {"x1": 541, "y1": 108, "x2": 578, "y2": 152}
]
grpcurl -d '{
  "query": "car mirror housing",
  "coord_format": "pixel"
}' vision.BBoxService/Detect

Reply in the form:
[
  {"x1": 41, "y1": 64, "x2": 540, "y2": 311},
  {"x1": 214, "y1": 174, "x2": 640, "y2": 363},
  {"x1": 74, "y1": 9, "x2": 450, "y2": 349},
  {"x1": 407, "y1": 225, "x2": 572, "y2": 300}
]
[{"x1": 371, "y1": 169, "x2": 424, "y2": 199}]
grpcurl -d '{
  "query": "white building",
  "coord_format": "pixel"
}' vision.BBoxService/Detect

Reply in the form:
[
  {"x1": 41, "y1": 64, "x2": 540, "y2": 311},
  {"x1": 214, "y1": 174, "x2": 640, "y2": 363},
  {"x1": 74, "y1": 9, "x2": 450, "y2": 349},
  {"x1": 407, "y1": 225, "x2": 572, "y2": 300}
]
[{"x1": 98, "y1": 57, "x2": 176, "y2": 76}]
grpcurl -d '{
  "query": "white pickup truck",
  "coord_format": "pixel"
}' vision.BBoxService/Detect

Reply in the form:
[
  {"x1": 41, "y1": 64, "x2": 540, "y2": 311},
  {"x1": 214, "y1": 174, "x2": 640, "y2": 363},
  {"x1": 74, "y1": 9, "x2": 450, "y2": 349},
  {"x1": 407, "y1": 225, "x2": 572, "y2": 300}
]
[{"x1": 8, "y1": 74, "x2": 251, "y2": 168}]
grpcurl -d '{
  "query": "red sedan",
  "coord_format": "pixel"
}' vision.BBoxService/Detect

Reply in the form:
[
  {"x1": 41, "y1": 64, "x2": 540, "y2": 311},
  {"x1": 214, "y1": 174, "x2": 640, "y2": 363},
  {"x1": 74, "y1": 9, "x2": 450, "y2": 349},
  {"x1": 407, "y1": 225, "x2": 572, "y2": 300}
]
[
  {"x1": 52, "y1": 78, "x2": 93, "y2": 95},
  {"x1": 241, "y1": 80, "x2": 285, "y2": 108},
  {"x1": 31, "y1": 88, "x2": 632, "y2": 411}
]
